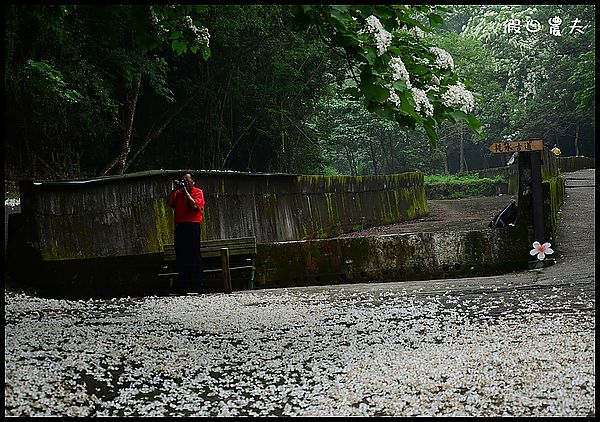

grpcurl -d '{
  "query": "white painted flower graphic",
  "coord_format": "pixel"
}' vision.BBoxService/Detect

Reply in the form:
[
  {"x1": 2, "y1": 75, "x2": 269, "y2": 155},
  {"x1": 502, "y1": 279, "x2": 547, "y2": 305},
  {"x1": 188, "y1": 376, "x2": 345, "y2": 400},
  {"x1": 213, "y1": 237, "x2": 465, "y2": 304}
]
[{"x1": 530, "y1": 241, "x2": 554, "y2": 260}]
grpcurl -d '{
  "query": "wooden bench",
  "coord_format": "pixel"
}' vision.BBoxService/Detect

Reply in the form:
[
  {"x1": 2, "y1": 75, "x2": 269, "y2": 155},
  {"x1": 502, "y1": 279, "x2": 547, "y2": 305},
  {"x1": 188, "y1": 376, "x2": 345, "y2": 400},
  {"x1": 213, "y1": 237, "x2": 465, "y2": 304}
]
[{"x1": 159, "y1": 236, "x2": 257, "y2": 294}]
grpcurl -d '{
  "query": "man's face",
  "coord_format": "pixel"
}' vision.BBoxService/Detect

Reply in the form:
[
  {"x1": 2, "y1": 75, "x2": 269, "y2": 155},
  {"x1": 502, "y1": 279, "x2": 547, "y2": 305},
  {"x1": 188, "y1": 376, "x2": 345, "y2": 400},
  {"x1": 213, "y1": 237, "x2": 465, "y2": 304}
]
[{"x1": 182, "y1": 173, "x2": 194, "y2": 189}]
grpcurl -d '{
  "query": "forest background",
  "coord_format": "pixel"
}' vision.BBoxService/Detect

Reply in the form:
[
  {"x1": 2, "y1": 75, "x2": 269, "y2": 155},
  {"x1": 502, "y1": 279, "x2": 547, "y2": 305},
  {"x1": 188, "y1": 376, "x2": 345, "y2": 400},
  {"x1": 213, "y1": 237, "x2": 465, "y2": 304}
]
[{"x1": 3, "y1": 4, "x2": 595, "y2": 186}]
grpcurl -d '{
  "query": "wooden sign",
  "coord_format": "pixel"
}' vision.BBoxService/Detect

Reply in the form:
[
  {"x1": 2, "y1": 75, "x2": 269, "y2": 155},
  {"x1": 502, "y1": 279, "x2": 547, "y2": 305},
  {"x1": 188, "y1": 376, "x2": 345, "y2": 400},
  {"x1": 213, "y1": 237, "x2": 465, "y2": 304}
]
[{"x1": 488, "y1": 139, "x2": 543, "y2": 154}]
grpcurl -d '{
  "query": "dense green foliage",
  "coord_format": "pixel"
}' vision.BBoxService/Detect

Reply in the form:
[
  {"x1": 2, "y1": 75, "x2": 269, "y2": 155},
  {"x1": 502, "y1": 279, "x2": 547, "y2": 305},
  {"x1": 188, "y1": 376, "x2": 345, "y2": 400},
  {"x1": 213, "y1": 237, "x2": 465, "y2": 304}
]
[
  {"x1": 3, "y1": 4, "x2": 595, "y2": 183},
  {"x1": 424, "y1": 174, "x2": 505, "y2": 199},
  {"x1": 312, "y1": 5, "x2": 595, "y2": 175}
]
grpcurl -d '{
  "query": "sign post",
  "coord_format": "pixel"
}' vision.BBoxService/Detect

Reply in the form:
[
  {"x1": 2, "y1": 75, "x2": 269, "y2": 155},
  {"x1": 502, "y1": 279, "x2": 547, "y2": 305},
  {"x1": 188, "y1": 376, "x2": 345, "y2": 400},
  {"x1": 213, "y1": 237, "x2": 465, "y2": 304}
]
[
  {"x1": 488, "y1": 139, "x2": 543, "y2": 154},
  {"x1": 489, "y1": 139, "x2": 546, "y2": 259}
]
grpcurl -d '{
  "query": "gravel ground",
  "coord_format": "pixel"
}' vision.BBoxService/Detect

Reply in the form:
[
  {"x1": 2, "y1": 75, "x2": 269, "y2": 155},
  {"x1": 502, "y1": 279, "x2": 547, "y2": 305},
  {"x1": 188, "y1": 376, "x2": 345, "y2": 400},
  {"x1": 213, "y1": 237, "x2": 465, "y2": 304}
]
[{"x1": 4, "y1": 170, "x2": 595, "y2": 417}]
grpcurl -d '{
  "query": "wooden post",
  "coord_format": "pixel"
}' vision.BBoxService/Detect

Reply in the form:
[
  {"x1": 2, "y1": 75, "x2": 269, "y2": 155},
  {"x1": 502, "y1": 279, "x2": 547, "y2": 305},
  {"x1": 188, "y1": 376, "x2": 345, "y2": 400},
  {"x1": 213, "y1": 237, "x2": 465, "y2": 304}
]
[
  {"x1": 530, "y1": 152, "x2": 545, "y2": 244},
  {"x1": 220, "y1": 248, "x2": 232, "y2": 294}
]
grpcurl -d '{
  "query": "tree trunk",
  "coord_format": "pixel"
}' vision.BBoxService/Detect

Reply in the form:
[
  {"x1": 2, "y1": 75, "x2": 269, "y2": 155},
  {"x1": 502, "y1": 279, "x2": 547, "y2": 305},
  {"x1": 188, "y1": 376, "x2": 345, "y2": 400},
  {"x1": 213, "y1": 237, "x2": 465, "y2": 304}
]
[
  {"x1": 344, "y1": 145, "x2": 356, "y2": 176},
  {"x1": 459, "y1": 126, "x2": 465, "y2": 173},
  {"x1": 574, "y1": 122, "x2": 580, "y2": 156},
  {"x1": 222, "y1": 116, "x2": 257, "y2": 169},
  {"x1": 368, "y1": 137, "x2": 378, "y2": 175},
  {"x1": 280, "y1": 98, "x2": 286, "y2": 172},
  {"x1": 444, "y1": 150, "x2": 449, "y2": 174},
  {"x1": 99, "y1": 71, "x2": 142, "y2": 176},
  {"x1": 124, "y1": 91, "x2": 196, "y2": 172}
]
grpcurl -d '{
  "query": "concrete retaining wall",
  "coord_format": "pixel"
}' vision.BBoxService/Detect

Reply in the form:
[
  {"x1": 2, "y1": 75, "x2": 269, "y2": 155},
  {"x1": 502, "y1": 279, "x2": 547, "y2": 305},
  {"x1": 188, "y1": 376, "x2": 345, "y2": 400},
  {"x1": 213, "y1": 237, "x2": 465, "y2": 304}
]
[
  {"x1": 558, "y1": 156, "x2": 595, "y2": 173},
  {"x1": 254, "y1": 228, "x2": 528, "y2": 289},
  {"x1": 14, "y1": 170, "x2": 427, "y2": 261}
]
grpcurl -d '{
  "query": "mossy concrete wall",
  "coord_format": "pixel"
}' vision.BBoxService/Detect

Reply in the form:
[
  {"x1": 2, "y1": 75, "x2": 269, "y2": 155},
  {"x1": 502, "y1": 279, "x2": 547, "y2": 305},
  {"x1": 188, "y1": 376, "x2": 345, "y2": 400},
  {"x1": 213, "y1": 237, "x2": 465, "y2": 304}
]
[
  {"x1": 254, "y1": 228, "x2": 528, "y2": 289},
  {"x1": 15, "y1": 170, "x2": 428, "y2": 261},
  {"x1": 17, "y1": 171, "x2": 176, "y2": 261},
  {"x1": 558, "y1": 156, "x2": 595, "y2": 173},
  {"x1": 200, "y1": 172, "x2": 428, "y2": 243}
]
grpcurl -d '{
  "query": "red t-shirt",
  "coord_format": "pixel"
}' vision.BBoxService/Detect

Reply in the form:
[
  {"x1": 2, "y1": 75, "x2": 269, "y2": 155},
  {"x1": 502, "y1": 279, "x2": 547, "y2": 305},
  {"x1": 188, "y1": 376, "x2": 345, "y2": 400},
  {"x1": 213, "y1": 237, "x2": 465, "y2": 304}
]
[{"x1": 172, "y1": 186, "x2": 205, "y2": 224}]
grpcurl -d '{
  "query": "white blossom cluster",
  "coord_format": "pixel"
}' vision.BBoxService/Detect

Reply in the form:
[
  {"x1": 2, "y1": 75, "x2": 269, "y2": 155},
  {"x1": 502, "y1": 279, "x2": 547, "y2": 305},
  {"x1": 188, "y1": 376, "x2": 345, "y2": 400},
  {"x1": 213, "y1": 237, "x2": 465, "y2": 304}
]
[
  {"x1": 5, "y1": 197, "x2": 20, "y2": 207},
  {"x1": 149, "y1": 6, "x2": 169, "y2": 35},
  {"x1": 429, "y1": 47, "x2": 455, "y2": 70},
  {"x1": 425, "y1": 75, "x2": 441, "y2": 93},
  {"x1": 4, "y1": 279, "x2": 595, "y2": 417},
  {"x1": 502, "y1": 133, "x2": 521, "y2": 142},
  {"x1": 407, "y1": 26, "x2": 425, "y2": 38},
  {"x1": 360, "y1": 15, "x2": 393, "y2": 56},
  {"x1": 389, "y1": 57, "x2": 412, "y2": 88},
  {"x1": 441, "y1": 82, "x2": 475, "y2": 113},
  {"x1": 149, "y1": 7, "x2": 159, "y2": 25},
  {"x1": 184, "y1": 15, "x2": 210, "y2": 47},
  {"x1": 388, "y1": 89, "x2": 402, "y2": 108},
  {"x1": 410, "y1": 87, "x2": 434, "y2": 117}
]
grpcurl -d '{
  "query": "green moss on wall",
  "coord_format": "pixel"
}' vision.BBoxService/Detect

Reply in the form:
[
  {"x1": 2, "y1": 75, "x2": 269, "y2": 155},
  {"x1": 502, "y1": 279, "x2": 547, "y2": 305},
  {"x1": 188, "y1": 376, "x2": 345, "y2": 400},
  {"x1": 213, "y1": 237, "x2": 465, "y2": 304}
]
[
  {"x1": 152, "y1": 199, "x2": 174, "y2": 249},
  {"x1": 543, "y1": 177, "x2": 566, "y2": 247}
]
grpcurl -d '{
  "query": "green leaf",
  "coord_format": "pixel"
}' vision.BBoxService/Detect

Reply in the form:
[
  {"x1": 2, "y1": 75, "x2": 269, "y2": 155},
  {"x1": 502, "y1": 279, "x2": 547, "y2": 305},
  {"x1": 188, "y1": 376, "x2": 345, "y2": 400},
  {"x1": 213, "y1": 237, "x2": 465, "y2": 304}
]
[
  {"x1": 411, "y1": 64, "x2": 430, "y2": 76},
  {"x1": 448, "y1": 110, "x2": 468, "y2": 122},
  {"x1": 360, "y1": 47, "x2": 377, "y2": 65},
  {"x1": 392, "y1": 80, "x2": 409, "y2": 92},
  {"x1": 399, "y1": 92, "x2": 419, "y2": 118},
  {"x1": 423, "y1": 122, "x2": 438, "y2": 147},
  {"x1": 394, "y1": 112, "x2": 417, "y2": 130},
  {"x1": 466, "y1": 114, "x2": 482, "y2": 135},
  {"x1": 171, "y1": 39, "x2": 187, "y2": 55},
  {"x1": 361, "y1": 82, "x2": 389, "y2": 103},
  {"x1": 428, "y1": 13, "x2": 444, "y2": 27}
]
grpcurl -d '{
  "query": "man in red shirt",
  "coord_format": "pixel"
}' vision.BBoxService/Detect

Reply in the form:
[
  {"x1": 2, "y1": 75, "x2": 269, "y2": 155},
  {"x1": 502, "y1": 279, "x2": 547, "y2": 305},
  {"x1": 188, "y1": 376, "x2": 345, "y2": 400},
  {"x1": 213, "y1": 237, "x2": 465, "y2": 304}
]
[{"x1": 167, "y1": 172, "x2": 206, "y2": 294}]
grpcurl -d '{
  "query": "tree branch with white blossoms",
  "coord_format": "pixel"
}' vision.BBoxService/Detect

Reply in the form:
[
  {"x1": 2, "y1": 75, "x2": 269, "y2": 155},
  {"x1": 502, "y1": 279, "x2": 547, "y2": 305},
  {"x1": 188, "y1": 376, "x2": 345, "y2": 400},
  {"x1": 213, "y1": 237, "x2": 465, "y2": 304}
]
[
  {"x1": 135, "y1": 5, "x2": 211, "y2": 60},
  {"x1": 292, "y1": 5, "x2": 482, "y2": 146}
]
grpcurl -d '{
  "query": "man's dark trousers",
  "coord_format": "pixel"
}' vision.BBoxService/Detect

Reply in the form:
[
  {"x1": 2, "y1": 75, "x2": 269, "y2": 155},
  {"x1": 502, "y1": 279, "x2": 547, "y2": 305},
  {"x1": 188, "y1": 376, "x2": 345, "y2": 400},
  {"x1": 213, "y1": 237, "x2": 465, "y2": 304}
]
[{"x1": 174, "y1": 222, "x2": 204, "y2": 294}]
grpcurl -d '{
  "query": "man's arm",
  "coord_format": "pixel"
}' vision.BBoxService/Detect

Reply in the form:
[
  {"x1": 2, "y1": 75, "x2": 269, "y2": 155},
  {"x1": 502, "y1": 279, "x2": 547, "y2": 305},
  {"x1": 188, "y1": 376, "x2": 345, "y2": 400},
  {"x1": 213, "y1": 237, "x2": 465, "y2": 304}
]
[{"x1": 184, "y1": 187, "x2": 199, "y2": 211}]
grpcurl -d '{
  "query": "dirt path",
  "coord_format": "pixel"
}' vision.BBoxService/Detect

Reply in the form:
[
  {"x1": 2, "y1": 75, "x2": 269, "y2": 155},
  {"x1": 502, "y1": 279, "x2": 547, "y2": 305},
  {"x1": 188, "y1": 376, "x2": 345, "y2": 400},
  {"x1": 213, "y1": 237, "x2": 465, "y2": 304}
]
[{"x1": 339, "y1": 193, "x2": 517, "y2": 237}]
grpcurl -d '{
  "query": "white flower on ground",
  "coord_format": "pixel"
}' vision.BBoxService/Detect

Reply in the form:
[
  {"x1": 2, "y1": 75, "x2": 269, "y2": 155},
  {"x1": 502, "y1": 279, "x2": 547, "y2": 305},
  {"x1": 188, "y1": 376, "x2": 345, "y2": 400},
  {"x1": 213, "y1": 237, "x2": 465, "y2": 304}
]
[
  {"x1": 429, "y1": 47, "x2": 455, "y2": 70},
  {"x1": 441, "y1": 82, "x2": 475, "y2": 113},
  {"x1": 530, "y1": 241, "x2": 554, "y2": 260},
  {"x1": 389, "y1": 57, "x2": 411, "y2": 88},
  {"x1": 410, "y1": 87, "x2": 434, "y2": 117},
  {"x1": 361, "y1": 15, "x2": 392, "y2": 56},
  {"x1": 388, "y1": 89, "x2": 402, "y2": 108}
]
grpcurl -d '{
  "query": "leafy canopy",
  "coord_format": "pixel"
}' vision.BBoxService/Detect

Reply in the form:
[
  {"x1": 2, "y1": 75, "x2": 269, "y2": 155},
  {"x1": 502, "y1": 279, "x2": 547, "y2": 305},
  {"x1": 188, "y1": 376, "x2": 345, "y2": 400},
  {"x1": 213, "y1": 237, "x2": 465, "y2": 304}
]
[{"x1": 291, "y1": 5, "x2": 482, "y2": 146}]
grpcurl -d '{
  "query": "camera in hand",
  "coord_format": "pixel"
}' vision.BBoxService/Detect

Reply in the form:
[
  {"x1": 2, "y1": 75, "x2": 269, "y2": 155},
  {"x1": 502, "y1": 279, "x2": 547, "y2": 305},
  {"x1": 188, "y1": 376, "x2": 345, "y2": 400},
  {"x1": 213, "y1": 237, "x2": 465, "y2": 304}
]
[{"x1": 176, "y1": 180, "x2": 186, "y2": 189}]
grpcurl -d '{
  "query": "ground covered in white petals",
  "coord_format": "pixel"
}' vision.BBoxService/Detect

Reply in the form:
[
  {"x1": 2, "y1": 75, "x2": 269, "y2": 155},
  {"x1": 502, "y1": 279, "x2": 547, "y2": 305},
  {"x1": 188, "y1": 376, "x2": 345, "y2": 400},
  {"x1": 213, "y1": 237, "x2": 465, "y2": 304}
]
[{"x1": 4, "y1": 283, "x2": 595, "y2": 417}]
